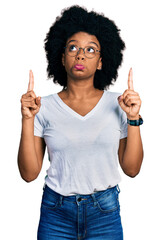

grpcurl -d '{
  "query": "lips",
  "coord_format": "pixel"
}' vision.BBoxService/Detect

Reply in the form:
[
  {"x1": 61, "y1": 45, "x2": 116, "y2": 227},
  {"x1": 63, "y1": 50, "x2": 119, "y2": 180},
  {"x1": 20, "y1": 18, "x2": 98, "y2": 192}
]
[{"x1": 74, "y1": 64, "x2": 85, "y2": 70}]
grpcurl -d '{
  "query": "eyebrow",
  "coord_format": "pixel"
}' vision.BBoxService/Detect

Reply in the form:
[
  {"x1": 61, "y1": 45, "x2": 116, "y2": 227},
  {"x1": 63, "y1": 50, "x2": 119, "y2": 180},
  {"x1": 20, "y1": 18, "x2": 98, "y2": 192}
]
[{"x1": 67, "y1": 40, "x2": 99, "y2": 48}]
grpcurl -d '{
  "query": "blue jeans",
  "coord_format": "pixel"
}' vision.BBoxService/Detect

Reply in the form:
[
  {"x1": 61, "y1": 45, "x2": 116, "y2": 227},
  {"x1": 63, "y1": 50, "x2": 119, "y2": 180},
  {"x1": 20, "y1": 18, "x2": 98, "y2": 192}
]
[{"x1": 37, "y1": 184, "x2": 123, "y2": 240}]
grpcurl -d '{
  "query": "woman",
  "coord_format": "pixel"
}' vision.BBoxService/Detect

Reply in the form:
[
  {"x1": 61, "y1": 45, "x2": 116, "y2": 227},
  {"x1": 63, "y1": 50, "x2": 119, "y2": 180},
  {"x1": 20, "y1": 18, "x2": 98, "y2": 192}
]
[{"x1": 18, "y1": 5, "x2": 144, "y2": 240}]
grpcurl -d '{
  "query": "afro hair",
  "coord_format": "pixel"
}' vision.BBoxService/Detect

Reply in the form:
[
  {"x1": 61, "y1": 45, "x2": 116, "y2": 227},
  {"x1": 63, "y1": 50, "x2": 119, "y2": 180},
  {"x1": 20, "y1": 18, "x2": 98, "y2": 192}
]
[{"x1": 44, "y1": 5, "x2": 126, "y2": 90}]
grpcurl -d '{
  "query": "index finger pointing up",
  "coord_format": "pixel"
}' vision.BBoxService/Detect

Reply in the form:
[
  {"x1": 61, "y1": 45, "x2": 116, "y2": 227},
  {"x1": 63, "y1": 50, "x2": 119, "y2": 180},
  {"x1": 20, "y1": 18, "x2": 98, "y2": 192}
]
[
  {"x1": 27, "y1": 70, "x2": 34, "y2": 92},
  {"x1": 128, "y1": 68, "x2": 134, "y2": 90}
]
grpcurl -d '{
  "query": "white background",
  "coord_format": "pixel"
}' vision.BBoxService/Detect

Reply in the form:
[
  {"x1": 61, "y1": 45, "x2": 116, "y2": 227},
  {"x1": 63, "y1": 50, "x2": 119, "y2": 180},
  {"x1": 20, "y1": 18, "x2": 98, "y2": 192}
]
[{"x1": 1, "y1": 0, "x2": 161, "y2": 239}]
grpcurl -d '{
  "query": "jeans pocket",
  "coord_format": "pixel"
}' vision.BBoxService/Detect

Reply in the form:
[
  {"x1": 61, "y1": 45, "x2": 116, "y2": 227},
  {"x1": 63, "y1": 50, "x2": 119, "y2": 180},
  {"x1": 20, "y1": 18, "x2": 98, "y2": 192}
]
[
  {"x1": 96, "y1": 188, "x2": 119, "y2": 213},
  {"x1": 41, "y1": 189, "x2": 60, "y2": 210}
]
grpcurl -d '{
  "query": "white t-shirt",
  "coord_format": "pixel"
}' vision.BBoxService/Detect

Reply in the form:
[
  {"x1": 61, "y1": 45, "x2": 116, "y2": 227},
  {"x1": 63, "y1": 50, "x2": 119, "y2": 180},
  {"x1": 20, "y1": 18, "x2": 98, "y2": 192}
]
[{"x1": 34, "y1": 90, "x2": 128, "y2": 196}]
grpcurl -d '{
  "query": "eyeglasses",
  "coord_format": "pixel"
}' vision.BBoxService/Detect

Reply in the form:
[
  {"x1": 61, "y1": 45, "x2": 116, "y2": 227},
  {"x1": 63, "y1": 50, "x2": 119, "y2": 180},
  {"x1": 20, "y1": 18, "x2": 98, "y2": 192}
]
[{"x1": 64, "y1": 44, "x2": 101, "y2": 59}]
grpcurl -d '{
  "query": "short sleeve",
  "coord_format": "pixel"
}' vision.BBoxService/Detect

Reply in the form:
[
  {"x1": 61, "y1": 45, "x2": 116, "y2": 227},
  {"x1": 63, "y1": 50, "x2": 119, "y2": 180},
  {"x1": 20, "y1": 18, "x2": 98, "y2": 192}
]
[
  {"x1": 120, "y1": 109, "x2": 128, "y2": 139},
  {"x1": 34, "y1": 100, "x2": 44, "y2": 138}
]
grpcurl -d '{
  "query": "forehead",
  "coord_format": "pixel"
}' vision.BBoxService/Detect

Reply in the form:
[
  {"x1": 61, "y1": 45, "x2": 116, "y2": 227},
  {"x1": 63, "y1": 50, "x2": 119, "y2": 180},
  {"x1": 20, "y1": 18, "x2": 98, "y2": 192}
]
[{"x1": 67, "y1": 32, "x2": 100, "y2": 47}]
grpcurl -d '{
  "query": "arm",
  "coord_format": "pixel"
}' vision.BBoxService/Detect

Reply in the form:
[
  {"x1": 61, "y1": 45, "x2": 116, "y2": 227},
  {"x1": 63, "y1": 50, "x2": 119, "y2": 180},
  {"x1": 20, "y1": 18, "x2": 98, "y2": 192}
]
[
  {"x1": 118, "y1": 124, "x2": 143, "y2": 177},
  {"x1": 17, "y1": 117, "x2": 46, "y2": 182},
  {"x1": 17, "y1": 70, "x2": 46, "y2": 182},
  {"x1": 118, "y1": 68, "x2": 144, "y2": 177}
]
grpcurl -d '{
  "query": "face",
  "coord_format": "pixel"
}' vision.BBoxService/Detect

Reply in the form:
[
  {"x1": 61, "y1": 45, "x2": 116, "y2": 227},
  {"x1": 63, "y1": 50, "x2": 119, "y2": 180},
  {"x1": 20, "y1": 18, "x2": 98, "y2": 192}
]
[{"x1": 62, "y1": 32, "x2": 102, "y2": 81}]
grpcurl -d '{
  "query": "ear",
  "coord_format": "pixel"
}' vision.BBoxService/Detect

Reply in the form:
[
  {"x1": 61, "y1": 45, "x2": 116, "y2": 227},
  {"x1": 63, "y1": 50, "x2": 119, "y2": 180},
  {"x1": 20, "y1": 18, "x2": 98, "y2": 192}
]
[
  {"x1": 97, "y1": 57, "x2": 102, "y2": 70},
  {"x1": 62, "y1": 53, "x2": 65, "y2": 66}
]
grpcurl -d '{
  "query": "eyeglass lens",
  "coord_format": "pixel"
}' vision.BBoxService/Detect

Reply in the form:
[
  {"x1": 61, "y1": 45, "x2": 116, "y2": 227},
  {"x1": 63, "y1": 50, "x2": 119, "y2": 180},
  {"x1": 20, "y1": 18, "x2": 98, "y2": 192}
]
[{"x1": 66, "y1": 44, "x2": 99, "y2": 58}]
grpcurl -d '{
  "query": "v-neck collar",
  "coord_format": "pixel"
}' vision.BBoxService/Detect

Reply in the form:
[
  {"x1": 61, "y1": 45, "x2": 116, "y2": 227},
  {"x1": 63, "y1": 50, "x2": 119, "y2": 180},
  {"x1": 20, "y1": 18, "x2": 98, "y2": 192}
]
[{"x1": 53, "y1": 90, "x2": 106, "y2": 121}]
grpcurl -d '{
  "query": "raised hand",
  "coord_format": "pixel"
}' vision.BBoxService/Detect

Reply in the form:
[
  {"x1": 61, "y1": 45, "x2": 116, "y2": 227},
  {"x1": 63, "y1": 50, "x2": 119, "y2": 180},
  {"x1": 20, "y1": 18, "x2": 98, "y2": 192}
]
[
  {"x1": 21, "y1": 70, "x2": 41, "y2": 119},
  {"x1": 118, "y1": 68, "x2": 142, "y2": 120}
]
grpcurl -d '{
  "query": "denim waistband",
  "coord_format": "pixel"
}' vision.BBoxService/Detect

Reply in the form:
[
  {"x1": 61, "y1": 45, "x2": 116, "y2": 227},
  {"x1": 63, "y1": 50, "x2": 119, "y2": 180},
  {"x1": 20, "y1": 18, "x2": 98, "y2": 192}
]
[{"x1": 43, "y1": 184, "x2": 120, "y2": 204}]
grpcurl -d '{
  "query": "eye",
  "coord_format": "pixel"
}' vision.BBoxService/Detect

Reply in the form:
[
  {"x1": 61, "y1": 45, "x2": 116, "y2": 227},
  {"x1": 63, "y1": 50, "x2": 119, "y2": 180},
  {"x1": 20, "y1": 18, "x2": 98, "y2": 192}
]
[
  {"x1": 68, "y1": 45, "x2": 77, "y2": 52},
  {"x1": 86, "y1": 47, "x2": 95, "y2": 53}
]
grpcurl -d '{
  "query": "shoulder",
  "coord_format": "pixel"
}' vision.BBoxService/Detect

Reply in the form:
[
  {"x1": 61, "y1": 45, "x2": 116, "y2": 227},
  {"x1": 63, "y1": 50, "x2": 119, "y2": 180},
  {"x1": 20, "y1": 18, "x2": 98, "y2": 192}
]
[
  {"x1": 104, "y1": 89, "x2": 121, "y2": 96},
  {"x1": 40, "y1": 94, "x2": 55, "y2": 105},
  {"x1": 104, "y1": 90, "x2": 122, "y2": 103},
  {"x1": 36, "y1": 94, "x2": 55, "y2": 116},
  {"x1": 104, "y1": 90, "x2": 125, "y2": 116}
]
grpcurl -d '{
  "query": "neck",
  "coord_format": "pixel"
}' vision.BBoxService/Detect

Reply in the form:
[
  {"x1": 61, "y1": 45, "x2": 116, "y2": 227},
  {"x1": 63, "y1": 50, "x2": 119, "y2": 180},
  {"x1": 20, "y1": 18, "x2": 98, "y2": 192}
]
[
  {"x1": 64, "y1": 75, "x2": 102, "y2": 99},
  {"x1": 64, "y1": 86, "x2": 101, "y2": 100}
]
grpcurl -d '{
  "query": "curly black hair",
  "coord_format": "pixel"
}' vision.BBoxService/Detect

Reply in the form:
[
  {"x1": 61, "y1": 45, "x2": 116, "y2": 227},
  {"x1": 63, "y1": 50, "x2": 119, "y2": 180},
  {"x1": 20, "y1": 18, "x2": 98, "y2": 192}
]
[{"x1": 44, "y1": 5, "x2": 126, "y2": 90}]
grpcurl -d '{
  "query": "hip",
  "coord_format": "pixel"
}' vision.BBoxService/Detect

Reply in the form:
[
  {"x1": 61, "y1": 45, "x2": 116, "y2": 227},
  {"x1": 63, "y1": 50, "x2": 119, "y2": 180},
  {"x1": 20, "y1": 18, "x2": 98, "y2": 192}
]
[{"x1": 38, "y1": 184, "x2": 123, "y2": 239}]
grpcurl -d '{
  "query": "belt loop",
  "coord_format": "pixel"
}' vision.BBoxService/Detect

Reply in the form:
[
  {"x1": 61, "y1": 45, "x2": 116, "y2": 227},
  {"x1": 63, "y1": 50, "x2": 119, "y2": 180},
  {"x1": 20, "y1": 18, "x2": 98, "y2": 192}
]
[
  {"x1": 116, "y1": 184, "x2": 120, "y2": 193},
  {"x1": 91, "y1": 193, "x2": 98, "y2": 207},
  {"x1": 76, "y1": 195, "x2": 81, "y2": 206}
]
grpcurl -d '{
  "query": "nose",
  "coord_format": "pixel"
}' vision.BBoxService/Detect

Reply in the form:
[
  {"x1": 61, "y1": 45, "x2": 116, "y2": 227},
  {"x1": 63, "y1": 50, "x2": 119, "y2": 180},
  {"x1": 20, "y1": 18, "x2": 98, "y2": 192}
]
[{"x1": 76, "y1": 48, "x2": 85, "y2": 60}]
